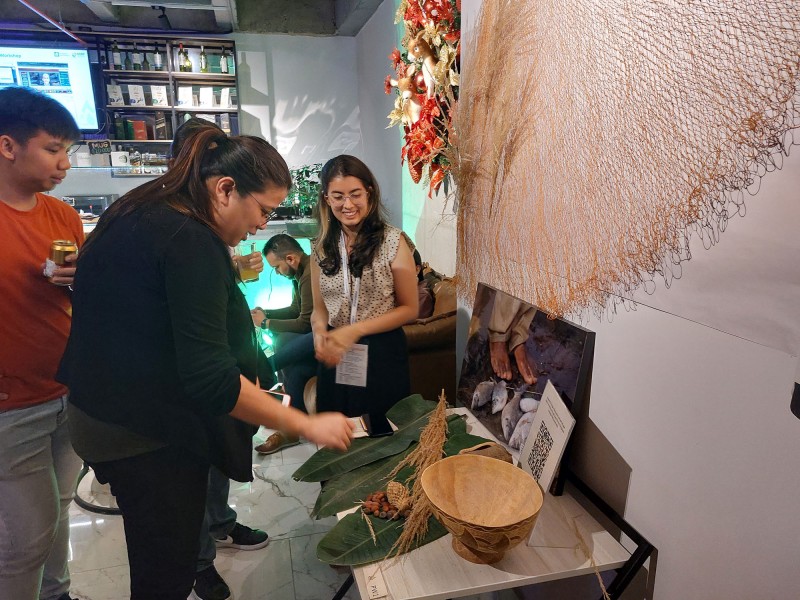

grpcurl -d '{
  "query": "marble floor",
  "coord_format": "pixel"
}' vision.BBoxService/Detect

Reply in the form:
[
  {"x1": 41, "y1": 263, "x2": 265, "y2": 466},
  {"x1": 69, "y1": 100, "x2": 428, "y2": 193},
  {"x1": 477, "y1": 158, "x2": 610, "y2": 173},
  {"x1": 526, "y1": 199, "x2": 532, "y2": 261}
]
[{"x1": 65, "y1": 428, "x2": 513, "y2": 600}]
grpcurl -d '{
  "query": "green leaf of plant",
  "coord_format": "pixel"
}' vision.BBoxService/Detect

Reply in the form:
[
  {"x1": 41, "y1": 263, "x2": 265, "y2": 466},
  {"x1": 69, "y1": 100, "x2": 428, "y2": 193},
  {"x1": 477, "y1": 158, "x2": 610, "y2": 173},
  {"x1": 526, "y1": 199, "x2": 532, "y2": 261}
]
[
  {"x1": 292, "y1": 395, "x2": 438, "y2": 482},
  {"x1": 312, "y1": 445, "x2": 416, "y2": 519},
  {"x1": 316, "y1": 512, "x2": 448, "y2": 566},
  {"x1": 312, "y1": 430, "x2": 490, "y2": 519}
]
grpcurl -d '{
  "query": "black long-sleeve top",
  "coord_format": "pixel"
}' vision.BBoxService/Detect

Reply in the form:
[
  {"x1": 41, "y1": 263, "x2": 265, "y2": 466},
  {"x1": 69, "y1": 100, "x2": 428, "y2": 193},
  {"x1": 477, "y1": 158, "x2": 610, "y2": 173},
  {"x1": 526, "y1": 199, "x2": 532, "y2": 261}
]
[{"x1": 58, "y1": 204, "x2": 271, "y2": 481}]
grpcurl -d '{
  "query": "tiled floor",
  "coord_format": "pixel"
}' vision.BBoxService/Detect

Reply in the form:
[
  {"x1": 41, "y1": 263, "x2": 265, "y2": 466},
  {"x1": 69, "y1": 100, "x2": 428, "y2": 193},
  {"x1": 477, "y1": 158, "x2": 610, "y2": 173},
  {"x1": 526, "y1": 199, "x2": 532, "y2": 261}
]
[
  {"x1": 66, "y1": 428, "x2": 513, "y2": 600},
  {"x1": 66, "y1": 428, "x2": 361, "y2": 600}
]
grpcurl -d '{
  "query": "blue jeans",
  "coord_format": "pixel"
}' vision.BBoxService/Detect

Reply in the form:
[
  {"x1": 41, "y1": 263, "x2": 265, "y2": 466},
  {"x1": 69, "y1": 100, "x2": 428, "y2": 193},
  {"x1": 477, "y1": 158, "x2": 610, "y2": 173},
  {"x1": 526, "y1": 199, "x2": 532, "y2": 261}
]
[
  {"x1": 196, "y1": 466, "x2": 236, "y2": 572},
  {"x1": 271, "y1": 332, "x2": 316, "y2": 412},
  {"x1": 0, "y1": 395, "x2": 81, "y2": 600}
]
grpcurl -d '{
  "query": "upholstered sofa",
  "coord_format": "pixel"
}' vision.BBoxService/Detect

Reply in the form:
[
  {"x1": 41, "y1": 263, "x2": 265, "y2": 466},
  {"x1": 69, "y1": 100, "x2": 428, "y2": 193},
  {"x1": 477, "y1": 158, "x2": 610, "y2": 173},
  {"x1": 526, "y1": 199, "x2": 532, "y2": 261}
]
[{"x1": 403, "y1": 276, "x2": 457, "y2": 402}]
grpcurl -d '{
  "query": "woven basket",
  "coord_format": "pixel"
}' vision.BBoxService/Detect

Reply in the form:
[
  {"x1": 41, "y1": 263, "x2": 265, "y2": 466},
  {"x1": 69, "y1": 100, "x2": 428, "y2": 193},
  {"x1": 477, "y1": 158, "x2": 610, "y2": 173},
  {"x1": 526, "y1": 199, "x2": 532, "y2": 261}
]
[{"x1": 420, "y1": 454, "x2": 543, "y2": 564}]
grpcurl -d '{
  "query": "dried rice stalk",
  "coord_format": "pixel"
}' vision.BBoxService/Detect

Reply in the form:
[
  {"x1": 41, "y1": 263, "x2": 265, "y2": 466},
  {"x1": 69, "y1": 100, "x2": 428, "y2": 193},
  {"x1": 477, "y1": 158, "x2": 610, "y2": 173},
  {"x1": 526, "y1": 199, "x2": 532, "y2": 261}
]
[
  {"x1": 384, "y1": 390, "x2": 449, "y2": 560},
  {"x1": 386, "y1": 481, "x2": 412, "y2": 512},
  {"x1": 451, "y1": 0, "x2": 800, "y2": 317}
]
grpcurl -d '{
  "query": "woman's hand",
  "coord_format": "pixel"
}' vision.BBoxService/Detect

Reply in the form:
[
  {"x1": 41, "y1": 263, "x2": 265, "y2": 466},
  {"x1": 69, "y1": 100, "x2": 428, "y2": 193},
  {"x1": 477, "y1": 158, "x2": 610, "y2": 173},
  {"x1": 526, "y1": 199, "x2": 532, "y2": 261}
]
[
  {"x1": 301, "y1": 412, "x2": 355, "y2": 451},
  {"x1": 246, "y1": 251, "x2": 264, "y2": 274},
  {"x1": 233, "y1": 251, "x2": 263, "y2": 275},
  {"x1": 315, "y1": 325, "x2": 362, "y2": 367}
]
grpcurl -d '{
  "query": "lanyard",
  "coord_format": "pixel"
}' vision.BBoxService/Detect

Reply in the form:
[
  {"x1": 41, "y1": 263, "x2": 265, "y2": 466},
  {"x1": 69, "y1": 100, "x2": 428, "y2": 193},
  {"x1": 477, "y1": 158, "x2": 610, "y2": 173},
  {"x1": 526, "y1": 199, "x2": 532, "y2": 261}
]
[{"x1": 339, "y1": 231, "x2": 360, "y2": 325}]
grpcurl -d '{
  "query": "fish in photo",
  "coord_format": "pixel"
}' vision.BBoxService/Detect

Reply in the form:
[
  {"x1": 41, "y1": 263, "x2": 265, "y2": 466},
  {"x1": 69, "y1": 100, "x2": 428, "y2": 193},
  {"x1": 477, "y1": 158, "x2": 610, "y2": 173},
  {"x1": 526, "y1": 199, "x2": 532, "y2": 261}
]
[{"x1": 471, "y1": 380, "x2": 495, "y2": 409}]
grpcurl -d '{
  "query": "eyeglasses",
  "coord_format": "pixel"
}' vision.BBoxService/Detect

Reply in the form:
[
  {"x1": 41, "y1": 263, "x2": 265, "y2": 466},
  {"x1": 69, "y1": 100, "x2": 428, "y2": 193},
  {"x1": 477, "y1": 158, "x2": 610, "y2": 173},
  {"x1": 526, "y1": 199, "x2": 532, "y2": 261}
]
[
  {"x1": 245, "y1": 192, "x2": 275, "y2": 222},
  {"x1": 326, "y1": 189, "x2": 367, "y2": 205}
]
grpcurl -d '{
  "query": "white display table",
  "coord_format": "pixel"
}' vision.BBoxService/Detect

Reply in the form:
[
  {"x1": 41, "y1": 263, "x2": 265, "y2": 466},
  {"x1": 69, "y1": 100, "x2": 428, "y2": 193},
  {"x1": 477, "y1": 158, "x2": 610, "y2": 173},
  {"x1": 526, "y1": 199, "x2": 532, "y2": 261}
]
[{"x1": 336, "y1": 408, "x2": 647, "y2": 600}]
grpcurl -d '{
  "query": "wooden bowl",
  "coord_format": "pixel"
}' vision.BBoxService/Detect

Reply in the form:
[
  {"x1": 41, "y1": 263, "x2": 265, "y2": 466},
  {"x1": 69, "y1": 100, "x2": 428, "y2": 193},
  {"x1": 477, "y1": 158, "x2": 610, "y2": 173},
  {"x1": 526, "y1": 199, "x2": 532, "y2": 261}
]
[{"x1": 420, "y1": 454, "x2": 544, "y2": 564}]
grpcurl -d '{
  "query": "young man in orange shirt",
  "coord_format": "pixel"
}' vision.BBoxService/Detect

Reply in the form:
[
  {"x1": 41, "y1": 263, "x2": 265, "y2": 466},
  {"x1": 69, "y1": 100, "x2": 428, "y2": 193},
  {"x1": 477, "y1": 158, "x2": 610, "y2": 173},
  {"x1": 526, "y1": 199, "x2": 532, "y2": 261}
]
[{"x1": 0, "y1": 87, "x2": 83, "y2": 600}]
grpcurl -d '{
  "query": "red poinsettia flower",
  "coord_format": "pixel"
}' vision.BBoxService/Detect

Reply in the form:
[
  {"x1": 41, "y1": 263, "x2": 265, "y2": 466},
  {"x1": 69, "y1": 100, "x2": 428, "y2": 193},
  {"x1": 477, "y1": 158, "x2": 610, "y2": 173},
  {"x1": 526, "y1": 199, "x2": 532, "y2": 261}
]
[
  {"x1": 404, "y1": 2, "x2": 426, "y2": 28},
  {"x1": 389, "y1": 48, "x2": 403, "y2": 69},
  {"x1": 443, "y1": 30, "x2": 460, "y2": 44}
]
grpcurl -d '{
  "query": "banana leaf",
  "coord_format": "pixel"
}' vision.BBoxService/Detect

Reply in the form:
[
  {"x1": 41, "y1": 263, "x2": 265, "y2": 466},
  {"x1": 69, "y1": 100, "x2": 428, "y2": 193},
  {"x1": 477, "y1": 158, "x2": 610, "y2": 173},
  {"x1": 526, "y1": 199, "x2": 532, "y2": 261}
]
[
  {"x1": 293, "y1": 395, "x2": 435, "y2": 482},
  {"x1": 293, "y1": 396, "x2": 462, "y2": 482},
  {"x1": 311, "y1": 445, "x2": 416, "y2": 518},
  {"x1": 316, "y1": 512, "x2": 448, "y2": 566},
  {"x1": 312, "y1": 431, "x2": 488, "y2": 520}
]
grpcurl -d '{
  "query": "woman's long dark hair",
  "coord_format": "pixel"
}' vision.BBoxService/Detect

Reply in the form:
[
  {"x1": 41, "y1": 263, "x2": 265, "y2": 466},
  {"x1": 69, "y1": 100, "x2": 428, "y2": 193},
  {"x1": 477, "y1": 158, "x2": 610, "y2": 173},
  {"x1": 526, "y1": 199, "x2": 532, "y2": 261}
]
[
  {"x1": 82, "y1": 129, "x2": 291, "y2": 255},
  {"x1": 315, "y1": 155, "x2": 387, "y2": 278}
]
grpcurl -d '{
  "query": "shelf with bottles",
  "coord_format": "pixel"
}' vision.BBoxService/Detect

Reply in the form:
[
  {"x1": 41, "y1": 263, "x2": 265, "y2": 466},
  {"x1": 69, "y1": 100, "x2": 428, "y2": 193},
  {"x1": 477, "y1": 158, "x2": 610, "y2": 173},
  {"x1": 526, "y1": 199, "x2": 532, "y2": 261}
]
[
  {"x1": 173, "y1": 42, "x2": 234, "y2": 76},
  {"x1": 101, "y1": 38, "x2": 170, "y2": 73}
]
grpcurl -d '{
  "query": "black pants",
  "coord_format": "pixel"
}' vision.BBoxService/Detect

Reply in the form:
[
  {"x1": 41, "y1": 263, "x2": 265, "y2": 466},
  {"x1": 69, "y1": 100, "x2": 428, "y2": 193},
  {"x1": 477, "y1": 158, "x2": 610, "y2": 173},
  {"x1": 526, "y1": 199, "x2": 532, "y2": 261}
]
[
  {"x1": 317, "y1": 327, "x2": 410, "y2": 418},
  {"x1": 91, "y1": 446, "x2": 210, "y2": 600}
]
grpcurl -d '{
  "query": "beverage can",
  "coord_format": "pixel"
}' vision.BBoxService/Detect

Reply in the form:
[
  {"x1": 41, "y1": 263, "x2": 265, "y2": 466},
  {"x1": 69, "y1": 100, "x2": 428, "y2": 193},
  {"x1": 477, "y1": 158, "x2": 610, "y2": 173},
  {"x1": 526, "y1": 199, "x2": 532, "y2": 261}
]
[{"x1": 51, "y1": 240, "x2": 78, "y2": 266}]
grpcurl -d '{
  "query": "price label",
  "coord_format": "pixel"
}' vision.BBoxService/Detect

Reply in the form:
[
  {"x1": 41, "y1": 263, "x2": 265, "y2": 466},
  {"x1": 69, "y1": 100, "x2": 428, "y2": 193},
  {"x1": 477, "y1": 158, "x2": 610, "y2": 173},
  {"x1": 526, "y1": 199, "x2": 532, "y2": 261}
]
[{"x1": 88, "y1": 140, "x2": 112, "y2": 155}]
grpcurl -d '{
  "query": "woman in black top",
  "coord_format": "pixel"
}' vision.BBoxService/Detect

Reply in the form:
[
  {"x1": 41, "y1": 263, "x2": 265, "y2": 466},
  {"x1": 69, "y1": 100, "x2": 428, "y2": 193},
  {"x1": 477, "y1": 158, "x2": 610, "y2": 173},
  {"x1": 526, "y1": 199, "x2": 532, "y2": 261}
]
[{"x1": 58, "y1": 129, "x2": 353, "y2": 600}]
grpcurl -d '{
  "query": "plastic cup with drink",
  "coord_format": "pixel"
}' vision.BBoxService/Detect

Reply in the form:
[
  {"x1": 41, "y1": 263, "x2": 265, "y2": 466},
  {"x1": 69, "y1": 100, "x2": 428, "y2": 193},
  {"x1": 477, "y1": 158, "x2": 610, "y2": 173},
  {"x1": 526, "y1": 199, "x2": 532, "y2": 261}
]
[{"x1": 235, "y1": 242, "x2": 260, "y2": 283}]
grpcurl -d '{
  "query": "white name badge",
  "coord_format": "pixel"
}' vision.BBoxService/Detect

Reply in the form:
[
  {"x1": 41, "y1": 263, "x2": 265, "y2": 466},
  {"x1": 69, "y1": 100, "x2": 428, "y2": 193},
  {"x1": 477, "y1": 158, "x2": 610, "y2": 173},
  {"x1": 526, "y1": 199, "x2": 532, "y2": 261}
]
[{"x1": 335, "y1": 343, "x2": 368, "y2": 387}]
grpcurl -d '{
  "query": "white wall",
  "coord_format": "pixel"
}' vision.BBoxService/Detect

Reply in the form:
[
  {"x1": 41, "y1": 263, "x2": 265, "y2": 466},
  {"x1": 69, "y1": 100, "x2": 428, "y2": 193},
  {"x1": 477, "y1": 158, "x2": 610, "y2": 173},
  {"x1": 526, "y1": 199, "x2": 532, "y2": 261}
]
[
  {"x1": 232, "y1": 32, "x2": 361, "y2": 169},
  {"x1": 456, "y1": 1, "x2": 800, "y2": 598},
  {"x1": 354, "y1": 0, "x2": 404, "y2": 227}
]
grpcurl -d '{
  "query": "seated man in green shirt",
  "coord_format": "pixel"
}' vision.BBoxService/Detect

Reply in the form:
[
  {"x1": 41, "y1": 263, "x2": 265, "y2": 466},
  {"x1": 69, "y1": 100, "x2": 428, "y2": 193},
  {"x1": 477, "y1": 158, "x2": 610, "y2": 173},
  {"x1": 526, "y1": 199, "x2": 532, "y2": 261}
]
[{"x1": 251, "y1": 234, "x2": 313, "y2": 454}]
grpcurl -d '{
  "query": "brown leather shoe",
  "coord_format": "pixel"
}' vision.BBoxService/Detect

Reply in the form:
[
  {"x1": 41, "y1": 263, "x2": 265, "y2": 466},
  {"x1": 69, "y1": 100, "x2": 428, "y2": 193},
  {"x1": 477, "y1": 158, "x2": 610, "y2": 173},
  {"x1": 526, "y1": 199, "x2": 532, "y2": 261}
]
[{"x1": 255, "y1": 432, "x2": 301, "y2": 455}]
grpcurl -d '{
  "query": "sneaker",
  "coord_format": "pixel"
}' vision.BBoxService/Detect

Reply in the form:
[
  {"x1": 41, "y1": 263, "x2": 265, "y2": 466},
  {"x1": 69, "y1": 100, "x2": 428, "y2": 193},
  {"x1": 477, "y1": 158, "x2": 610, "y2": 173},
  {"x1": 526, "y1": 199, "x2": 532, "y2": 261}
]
[
  {"x1": 215, "y1": 522, "x2": 269, "y2": 550},
  {"x1": 254, "y1": 432, "x2": 301, "y2": 455},
  {"x1": 191, "y1": 565, "x2": 230, "y2": 600}
]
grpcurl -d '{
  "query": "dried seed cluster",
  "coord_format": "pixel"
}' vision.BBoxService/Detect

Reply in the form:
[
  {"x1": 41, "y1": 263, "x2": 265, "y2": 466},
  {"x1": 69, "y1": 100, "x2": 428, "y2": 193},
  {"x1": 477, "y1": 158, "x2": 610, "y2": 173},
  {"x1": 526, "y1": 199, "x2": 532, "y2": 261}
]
[{"x1": 361, "y1": 490, "x2": 411, "y2": 520}]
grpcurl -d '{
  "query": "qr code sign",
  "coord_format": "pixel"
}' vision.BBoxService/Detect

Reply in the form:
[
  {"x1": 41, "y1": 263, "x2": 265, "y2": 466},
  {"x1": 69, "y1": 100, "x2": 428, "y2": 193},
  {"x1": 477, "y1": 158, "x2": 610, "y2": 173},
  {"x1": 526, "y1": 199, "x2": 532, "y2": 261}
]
[{"x1": 526, "y1": 421, "x2": 554, "y2": 482}]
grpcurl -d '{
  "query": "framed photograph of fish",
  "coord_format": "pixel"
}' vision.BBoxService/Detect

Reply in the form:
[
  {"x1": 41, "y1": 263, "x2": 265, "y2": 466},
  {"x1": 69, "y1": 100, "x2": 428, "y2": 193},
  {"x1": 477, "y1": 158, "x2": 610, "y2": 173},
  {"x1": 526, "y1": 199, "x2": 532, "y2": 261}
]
[{"x1": 458, "y1": 283, "x2": 595, "y2": 469}]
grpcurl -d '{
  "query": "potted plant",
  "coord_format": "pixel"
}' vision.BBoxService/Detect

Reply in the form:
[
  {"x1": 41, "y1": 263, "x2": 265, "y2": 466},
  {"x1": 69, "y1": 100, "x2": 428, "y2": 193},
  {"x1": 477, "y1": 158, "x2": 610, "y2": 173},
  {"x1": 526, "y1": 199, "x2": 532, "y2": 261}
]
[{"x1": 285, "y1": 163, "x2": 322, "y2": 217}]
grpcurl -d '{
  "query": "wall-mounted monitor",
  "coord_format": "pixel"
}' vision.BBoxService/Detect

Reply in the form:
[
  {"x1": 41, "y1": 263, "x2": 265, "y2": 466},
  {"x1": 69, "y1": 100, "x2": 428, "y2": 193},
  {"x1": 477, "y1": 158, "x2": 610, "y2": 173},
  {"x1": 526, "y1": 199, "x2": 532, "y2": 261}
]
[{"x1": 0, "y1": 45, "x2": 98, "y2": 131}]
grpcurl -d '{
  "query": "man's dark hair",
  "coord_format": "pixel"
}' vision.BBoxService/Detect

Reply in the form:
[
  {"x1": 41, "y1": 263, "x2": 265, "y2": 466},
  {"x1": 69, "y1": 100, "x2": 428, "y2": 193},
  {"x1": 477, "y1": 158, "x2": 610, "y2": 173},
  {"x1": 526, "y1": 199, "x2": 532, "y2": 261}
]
[
  {"x1": 263, "y1": 233, "x2": 305, "y2": 260},
  {"x1": 413, "y1": 249, "x2": 424, "y2": 282},
  {"x1": 0, "y1": 86, "x2": 80, "y2": 144}
]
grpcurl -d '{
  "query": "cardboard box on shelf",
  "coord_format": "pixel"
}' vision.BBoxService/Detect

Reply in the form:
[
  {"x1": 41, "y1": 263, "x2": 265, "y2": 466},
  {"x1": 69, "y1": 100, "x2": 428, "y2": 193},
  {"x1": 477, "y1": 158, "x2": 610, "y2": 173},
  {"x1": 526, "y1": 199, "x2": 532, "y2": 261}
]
[
  {"x1": 125, "y1": 119, "x2": 148, "y2": 140},
  {"x1": 128, "y1": 85, "x2": 146, "y2": 107},
  {"x1": 150, "y1": 85, "x2": 169, "y2": 107},
  {"x1": 154, "y1": 111, "x2": 172, "y2": 140}
]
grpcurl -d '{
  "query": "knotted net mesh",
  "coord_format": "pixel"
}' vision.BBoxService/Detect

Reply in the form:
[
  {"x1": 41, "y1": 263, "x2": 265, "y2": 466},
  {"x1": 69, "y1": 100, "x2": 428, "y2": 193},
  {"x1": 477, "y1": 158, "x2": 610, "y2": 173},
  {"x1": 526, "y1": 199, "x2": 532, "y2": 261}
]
[{"x1": 450, "y1": 0, "x2": 800, "y2": 317}]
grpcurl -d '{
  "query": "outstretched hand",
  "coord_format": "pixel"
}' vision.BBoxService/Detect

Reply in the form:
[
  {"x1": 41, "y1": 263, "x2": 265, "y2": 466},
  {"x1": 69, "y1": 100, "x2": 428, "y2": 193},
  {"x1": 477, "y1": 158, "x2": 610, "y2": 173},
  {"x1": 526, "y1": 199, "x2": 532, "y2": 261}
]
[{"x1": 302, "y1": 412, "x2": 355, "y2": 451}]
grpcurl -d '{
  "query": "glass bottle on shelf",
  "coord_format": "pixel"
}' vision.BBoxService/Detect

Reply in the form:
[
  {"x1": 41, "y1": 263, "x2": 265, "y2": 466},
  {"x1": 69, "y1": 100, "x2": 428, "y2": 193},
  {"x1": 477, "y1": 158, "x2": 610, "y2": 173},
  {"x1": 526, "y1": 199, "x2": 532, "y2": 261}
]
[
  {"x1": 132, "y1": 43, "x2": 142, "y2": 70},
  {"x1": 219, "y1": 46, "x2": 229, "y2": 74},
  {"x1": 130, "y1": 147, "x2": 142, "y2": 174},
  {"x1": 124, "y1": 51, "x2": 132, "y2": 71},
  {"x1": 153, "y1": 44, "x2": 164, "y2": 71},
  {"x1": 183, "y1": 47, "x2": 193, "y2": 73},
  {"x1": 199, "y1": 46, "x2": 208, "y2": 73},
  {"x1": 177, "y1": 43, "x2": 185, "y2": 72},
  {"x1": 111, "y1": 40, "x2": 122, "y2": 70},
  {"x1": 142, "y1": 51, "x2": 150, "y2": 71},
  {"x1": 113, "y1": 112, "x2": 124, "y2": 140}
]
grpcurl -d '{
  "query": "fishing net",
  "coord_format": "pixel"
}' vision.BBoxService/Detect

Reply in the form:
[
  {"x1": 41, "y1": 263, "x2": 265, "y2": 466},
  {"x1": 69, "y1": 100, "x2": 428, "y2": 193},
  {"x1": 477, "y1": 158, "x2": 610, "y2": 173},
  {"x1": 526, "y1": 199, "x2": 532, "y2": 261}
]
[{"x1": 450, "y1": 0, "x2": 800, "y2": 316}]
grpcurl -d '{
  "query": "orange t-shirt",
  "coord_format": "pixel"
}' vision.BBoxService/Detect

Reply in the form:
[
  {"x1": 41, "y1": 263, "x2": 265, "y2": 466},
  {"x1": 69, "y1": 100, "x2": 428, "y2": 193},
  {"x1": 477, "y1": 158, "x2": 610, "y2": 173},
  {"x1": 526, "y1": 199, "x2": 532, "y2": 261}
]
[{"x1": 0, "y1": 193, "x2": 84, "y2": 410}]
